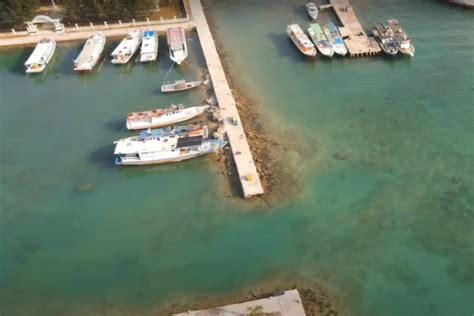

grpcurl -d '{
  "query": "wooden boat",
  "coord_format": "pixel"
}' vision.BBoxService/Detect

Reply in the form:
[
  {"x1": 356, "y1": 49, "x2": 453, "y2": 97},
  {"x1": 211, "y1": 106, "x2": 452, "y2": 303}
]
[
  {"x1": 387, "y1": 19, "x2": 415, "y2": 57},
  {"x1": 25, "y1": 38, "x2": 56, "y2": 73},
  {"x1": 287, "y1": 24, "x2": 317, "y2": 57},
  {"x1": 305, "y1": 2, "x2": 319, "y2": 20},
  {"x1": 372, "y1": 22, "x2": 399, "y2": 56},
  {"x1": 74, "y1": 33, "x2": 106, "y2": 72},
  {"x1": 307, "y1": 23, "x2": 334, "y2": 57},
  {"x1": 111, "y1": 30, "x2": 142, "y2": 64},
  {"x1": 126, "y1": 104, "x2": 209, "y2": 130},
  {"x1": 324, "y1": 21, "x2": 347, "y2": 56},
  {"x1": 167, "y1": 27, "x2": 188, "y2": 65},
  {"x1": 161, "y1": 80, "x2": 202, "y2": 93}
]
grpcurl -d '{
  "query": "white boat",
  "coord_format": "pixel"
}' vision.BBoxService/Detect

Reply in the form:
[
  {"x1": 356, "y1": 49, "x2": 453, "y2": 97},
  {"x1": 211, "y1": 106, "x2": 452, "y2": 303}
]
[
  {"x1": 111, "y1": 30, "x2": 142, "y2": 64},
  {"x1": 74, "y1": 33, "x2": 106, "y2": 73},
  {"x1": 126, "y1": 104, "x2": 209, "y2": 130},
  {"x1": 167, "y1": 27, "x2": 188, "y2": 65},
  {"x1": 287, "y1": 24, "x2": 317, "y2": 57},
  {"x1": 24, "y1": 38, "x2": 56, "y2": 73},
  {"x1": 323, "y1": 21, "x2": 348, "y2": 56},
  {"x1": 307, "y1": 23, "x2": 334, "y2": 58},
  {"x1": 161, "y1": 80, "x2": 202, "y2": 93},
  {"x1": 140, "y1": 30, "x2": 159, "y2": 62},
  {"x1": 387, "y1": 19, "x2": 415, "y2": 57},
  {"x1": 305, "y1": 2, "x2": 319, "y2": 20},
  {"x1": 114, "y1": 126, "x2": 227, "y2": 166}
]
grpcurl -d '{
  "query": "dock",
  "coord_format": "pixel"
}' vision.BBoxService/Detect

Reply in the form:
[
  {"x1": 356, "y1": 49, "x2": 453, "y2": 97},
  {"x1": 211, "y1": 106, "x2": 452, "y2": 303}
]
[
  {"x1": 321, "y1": 0, "x2": 382, "y2": 58},
  {"x1": 173, "y1": 289, "x2": 306, "y2": 316},
  {"x1": 0, "y1": 20, "x2": 195, "y2": 48},
  {"x1": 189, "y1": 0, "x2": 264, "y2": 198}
]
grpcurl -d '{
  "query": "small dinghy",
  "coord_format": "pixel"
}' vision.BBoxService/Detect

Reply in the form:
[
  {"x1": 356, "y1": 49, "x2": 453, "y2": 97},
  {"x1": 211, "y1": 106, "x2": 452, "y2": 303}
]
[
  {"x1": 306, "y1": 2, "x2": 319, "y2": 20},
  {"x1": 161, "y1": 80, "x2": 202, "y2": 93}
]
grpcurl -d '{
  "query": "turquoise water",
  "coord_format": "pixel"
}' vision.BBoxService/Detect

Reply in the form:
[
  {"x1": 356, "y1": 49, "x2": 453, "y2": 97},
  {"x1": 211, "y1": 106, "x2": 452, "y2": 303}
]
[{"x1": 1, "y1": 1, "x2": 474, "y2": 315}]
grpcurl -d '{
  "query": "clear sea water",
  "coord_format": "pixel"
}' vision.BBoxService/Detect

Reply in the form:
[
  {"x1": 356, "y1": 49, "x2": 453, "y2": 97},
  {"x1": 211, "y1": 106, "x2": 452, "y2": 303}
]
[{"x1": 1, "y1": 0, "x2": 473, "y2": 315}]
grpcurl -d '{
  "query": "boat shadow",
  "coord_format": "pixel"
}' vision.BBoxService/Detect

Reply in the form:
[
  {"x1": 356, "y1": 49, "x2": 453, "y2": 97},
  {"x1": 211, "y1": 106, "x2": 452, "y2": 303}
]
[
  {"x1": 89, "y1": 144, "x2": 116, "y2": 168},
  {"x1": 105, "y1": 119, "x2": 126, "y2": 132},
  {"x1": 1, "y1": 47, "x2": 32, "y2": 75},
  {"x1": 292, "y1": 4, "x2": 309, "y2": 21}
]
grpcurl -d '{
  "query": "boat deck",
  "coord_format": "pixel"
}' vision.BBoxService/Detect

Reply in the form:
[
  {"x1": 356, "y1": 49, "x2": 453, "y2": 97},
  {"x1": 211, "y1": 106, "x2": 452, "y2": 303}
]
[
  {"x1": 25, "y1": 40, "x2": 53, "y2": 64},
  {"x1": 190, "y1": 0, "x2": 264, "y2": 198},
  {"x1": 325, "y1": 0, "x2": 382, "y2": 57}
]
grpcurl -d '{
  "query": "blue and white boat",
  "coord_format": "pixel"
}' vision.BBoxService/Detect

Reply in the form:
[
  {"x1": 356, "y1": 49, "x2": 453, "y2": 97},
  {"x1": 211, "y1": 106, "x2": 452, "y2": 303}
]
[
  {"x1": 324, "y1": 21, "x2": 348, "y2": 56},
  {"x1": 140, "y1": 30, "x2": 158, "y2": 62}
]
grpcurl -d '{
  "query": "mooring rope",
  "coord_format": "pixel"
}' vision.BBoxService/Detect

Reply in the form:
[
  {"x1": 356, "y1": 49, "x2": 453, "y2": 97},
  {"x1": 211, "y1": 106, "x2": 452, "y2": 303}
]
[{"x1": 162, "y1": 61, "x2": 176, "y2": 83}]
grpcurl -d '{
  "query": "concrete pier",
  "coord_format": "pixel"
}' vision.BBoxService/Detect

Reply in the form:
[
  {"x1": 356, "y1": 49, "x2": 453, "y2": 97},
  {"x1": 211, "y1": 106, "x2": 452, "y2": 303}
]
[
  {"x1": 189, "y1": 0, "x2": 264, "y2": 198},
  {"x1": 329, "y1": 0, "x2": 382, "y2": 58},
  {"x1": 173, "y1": 289, "x2": 306, "y2": 316},
  {"x1": 0, "y1": 19, "x2": 194, "y2": 48}
]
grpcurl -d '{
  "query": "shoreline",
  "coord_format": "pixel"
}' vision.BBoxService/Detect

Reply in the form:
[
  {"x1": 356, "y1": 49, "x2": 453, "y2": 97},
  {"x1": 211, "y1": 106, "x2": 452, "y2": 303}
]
[{"x1": 158, "y1": 276, "x2": 346, "y2": 316}]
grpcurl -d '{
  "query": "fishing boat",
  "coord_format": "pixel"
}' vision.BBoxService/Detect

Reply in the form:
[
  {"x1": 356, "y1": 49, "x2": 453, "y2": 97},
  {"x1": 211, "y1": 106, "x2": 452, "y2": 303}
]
[
  {"x1": 387, "y1": 19, "x2": 415, "y2": 57},
  {"x1": 372, "y1": 22, "x2": 399, "y2": 56},
  {"x1": 24, "y1": 38, "x2": 56, "y2": 73},
  {"x1": 307, "y1": 23, "x2": 334, "y2": 58},
  {"x1": 111, "y1": 30, "x2": 142, "y2": 64},
  {"x1": 140, "y1": 30, "x2": 159, "y2": 62},
  {"x1": 126, "y1": 104, "x2": 209, "y2": 130},
  {"x1": 305, "y1": 2, "x2": 319, "y2": 20},
  {"x1": 113, "y1": 126, "x2": 227, "y2": 166},
  {"x1": 74, "y1": 33, "x2": 106, "y2": 73},
  {"x1": 161, "y1": 80, "x2": 202, "y2": 93},
  {"x1": 287, "y1": 24, "x2": 317, "y2": 57},
  {"x1": 324, "y1": 21, "x2": 347, "y2": 56},
  {"x1": 167, "y1": 27, "x2": 188, "y2": 65}
]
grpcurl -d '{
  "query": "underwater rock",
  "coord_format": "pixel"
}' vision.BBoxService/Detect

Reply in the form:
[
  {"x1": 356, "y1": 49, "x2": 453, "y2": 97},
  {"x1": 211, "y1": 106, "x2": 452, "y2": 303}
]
[
  {"x1": 75, "y1": 183, "x2": 94, "y2": 193},
  {"x1": 332, "y1": 152, "x2": 350, "y2": 161}
]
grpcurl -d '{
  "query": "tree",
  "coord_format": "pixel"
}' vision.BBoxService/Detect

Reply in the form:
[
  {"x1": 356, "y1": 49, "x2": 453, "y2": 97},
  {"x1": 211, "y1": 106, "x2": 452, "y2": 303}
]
[{"x1": 0, "y1": 0, "x2": 40, "y2": 28}]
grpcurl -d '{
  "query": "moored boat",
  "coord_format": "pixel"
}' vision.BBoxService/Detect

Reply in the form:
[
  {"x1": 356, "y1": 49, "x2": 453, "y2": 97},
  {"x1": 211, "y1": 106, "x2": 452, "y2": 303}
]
[
  {"x1": 113, "y1": 126, "x2": 227, "y2": 166},
  {"x1": 287, "y1": 24, "x2": 317, "y2": 57},
  {"x1": 307, "y1": 23, "x2": 334, "y2": 58},
  {"x1": 372, "y1": 22, "x2": 398, "y2": 56},
  {"x1": 24, "y1": 38, "x2": 56, "y2": 73},
  {"x1": 324, "y1": 21, "x2": 347, "y2": 56},
  {"x1": 140, "y1": 30, "x2": 159, "y2": 62},
  {"x1": 167, "y1": 27, "x2": 188, "y2": 65},
  {"x1": 387, "y1": 19, "x2": 415, "y2": 57},
  {"x1": 126, "y1": 104, "x2": 209, "y2": 130},
  {"x1": 305, "y1": 2, "x2": 319, "y2": 20},
  {"x1": 74, "y1": 33, "x2": 106, "y2": 73},
  {"x1": 111, "y1": 30, "x2": 142, "y2": 64},
  {"x1": 161, "y1": 80, "x2": 202, "y2": 93}
]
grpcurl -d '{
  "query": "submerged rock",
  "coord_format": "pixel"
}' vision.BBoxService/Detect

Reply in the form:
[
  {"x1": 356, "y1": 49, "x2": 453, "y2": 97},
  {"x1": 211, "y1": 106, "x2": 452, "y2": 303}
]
[{"x1": 75, "y1": 183, "x2": 94, "y2": 193}]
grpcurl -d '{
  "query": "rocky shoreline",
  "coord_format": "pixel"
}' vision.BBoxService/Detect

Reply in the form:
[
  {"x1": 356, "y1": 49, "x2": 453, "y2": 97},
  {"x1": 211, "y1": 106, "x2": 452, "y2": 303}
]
[{"x1": 201, "y1": 2, "x2": 319, "y2": 206}]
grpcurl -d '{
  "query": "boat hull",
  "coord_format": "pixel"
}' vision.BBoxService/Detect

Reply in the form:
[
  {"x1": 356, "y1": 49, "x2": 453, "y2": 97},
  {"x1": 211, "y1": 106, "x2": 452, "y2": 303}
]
[
  {"x1": 140, "y1": 53, "x2": 158, "y2": 63},
  {"x1": 399, "y1": 45, "x2": 415, "y2": 57},
  {"x1": 126, "y1": 106, "x2": 208, "y2": 130},
  {"x1": 115, "y1": 151, "x2": 208, "y2": 166},
  {"x1": 287, "y1": 26, "x2": 317, "y2": 57},
  {"x1": 74, "y1": 33, "x2": 105, "y2": 72}
]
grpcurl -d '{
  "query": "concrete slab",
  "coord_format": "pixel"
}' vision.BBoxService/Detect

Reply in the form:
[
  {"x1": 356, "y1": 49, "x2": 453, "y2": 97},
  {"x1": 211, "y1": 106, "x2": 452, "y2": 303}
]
[{"x1": 173, "y1": 289, "x2": 306, "y2": 316}]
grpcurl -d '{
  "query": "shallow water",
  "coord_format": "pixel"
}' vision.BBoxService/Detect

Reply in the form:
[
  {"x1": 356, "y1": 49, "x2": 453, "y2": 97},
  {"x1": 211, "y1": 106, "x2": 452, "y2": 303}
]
[{"x1": 1, "y1": 1, "x2": 474, "y2": 315}]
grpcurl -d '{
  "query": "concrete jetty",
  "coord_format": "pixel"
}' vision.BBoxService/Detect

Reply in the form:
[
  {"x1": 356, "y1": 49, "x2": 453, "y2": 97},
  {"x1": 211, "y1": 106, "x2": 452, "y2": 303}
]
[
  {"x1": 0, "y1": 19, "x2": 195, "y2": 48},
  {"x1": 323, "y1": 0, "x2": 382, "y2": 58},
  {"x1": 173, "y1": 289, "x2": 306, "y2": 316},
  {"x1": 189, "y1": 0, "x2": 264, "y2": 198}
]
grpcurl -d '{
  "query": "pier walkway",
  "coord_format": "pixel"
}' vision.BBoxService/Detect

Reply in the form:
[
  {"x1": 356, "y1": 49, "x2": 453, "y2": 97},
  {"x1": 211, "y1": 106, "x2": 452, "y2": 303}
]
[
  {"x1": 329, "y1": 0, "x2": 381, "y2": 57},
  {"x1": 189, "y1": 0, "x2": 264, "y2": 198},
  {"x1": 0, "y1": 19, "x2": 195, "y2": 48}
]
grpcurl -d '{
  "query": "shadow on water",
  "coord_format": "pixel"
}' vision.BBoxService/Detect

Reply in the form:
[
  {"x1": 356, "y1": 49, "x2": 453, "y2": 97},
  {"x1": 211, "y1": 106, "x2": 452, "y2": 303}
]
[
  {"x1": 3, "y1": 47, "x2": 32, "y2": 75},
  {"x1": 105, "y1": 119, "x2": 126, "y2": 133},
  {"x1": 292, "y1": 4, "x2": 309, "y2": 21},
  {"x1": 89, "y1": 144, "x2": 115, "y2": 168}
]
